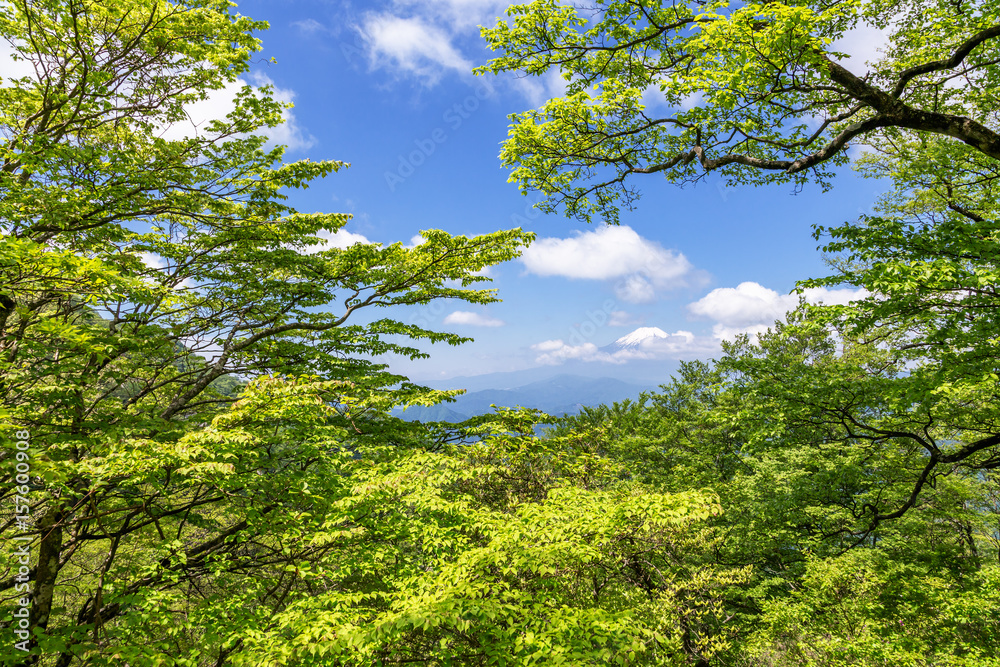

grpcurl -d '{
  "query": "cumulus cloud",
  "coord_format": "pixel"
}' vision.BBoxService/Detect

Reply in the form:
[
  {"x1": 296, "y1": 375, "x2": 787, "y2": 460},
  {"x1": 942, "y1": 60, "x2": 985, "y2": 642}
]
[
  {"x1": 522, "y1": 226, "x2": 687, "y2": 281},
  {"x1": 139, "y1": 252, "x2": 167, "y2": 270},
  {"x1": 520, "y1": 225, "x2": 699, "y2": 303},
  {"x1": 156, "y1": 72, "x2": 315, "y2": 152},
  {"x1": 247, "y1": 72, "x2": 316, "y2": 152},
  {"x1": 0, "y1": 40, "x2": 35, "y2": 85},
  {"x1": 444, "y1": 311, "x2": 505, "y2": 327},
  {"x1": 304, "y1": 229, "x2": 372, "y2": 253},
  {"x1": 156, "y1": 79, "x2": 240, "y2": 141},
  {"x1": 708, "y1": 323, "x2": 773, "y2": 343},
  {"x1": 688, "y1": 281, "x2": 867, "y2": 341},
  {"x1": 532, "y1": 340, "x2": 607, "y2": 365},
  {"x1": 531, "y1": 329, "x2": 707, "y2": 365},
  {"x1": 689, "y1": 282, "x2": 791, "y2": 328},
  {"x1": 360, "y1": 13, "x2": 472, "y2": 84}
]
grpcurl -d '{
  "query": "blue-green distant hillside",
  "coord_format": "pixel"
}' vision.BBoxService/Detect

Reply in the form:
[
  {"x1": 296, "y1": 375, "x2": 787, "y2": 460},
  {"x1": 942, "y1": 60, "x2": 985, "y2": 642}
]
[{"x1": 394, "y1": 374, "x2": 653, "y2": 422}]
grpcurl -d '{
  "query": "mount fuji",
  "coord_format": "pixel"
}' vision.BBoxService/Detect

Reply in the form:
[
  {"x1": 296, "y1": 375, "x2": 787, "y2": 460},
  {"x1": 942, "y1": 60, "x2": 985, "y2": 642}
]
[
  {"x1": 600, "y1": 326, "x2": 694, "y2": 355},
  {"x1": 607, "y1": 327, "x2": 672, "y2": 350}
]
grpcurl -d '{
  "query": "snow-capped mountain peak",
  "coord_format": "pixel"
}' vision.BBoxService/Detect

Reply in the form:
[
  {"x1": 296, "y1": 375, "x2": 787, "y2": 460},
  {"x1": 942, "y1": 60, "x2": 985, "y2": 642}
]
[{"x1": 613, "y1": 327, "x2": 670, "y2": 348}]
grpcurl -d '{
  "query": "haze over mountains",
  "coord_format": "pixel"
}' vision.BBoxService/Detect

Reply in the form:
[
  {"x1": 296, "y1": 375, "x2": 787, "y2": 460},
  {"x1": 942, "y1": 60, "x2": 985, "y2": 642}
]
[
  {"x1": 393, "y1": 328, "x2": 680, "y2": 422},
  {"x1": 396, "y1": 374, "x2": 655, "y2": 422}
]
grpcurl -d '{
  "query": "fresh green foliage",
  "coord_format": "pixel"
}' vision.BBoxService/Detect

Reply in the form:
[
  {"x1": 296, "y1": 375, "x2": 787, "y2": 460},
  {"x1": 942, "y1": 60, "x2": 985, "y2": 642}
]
[
  {"x1": 478, "y1": 5, "x2": 1000, "y2": 662},
  {"x1": 220, "y1": 405, "x2": 746, "y2": 667},
  {"x1": 4, "y1": 0, "x2": 1000, "y2": 665},
  {"x1": 479, "y1": 0, "x2": 1000, "y2": 222},
  {"x1": 0, "y1": 1, "x2": 535, "y2": 664},
  {"x1": 555, "y1": 339, "x2": 1000, "y2": 665},
  {"x1": 752, "y1": 550, "x2": 1000, "y2": 666}
]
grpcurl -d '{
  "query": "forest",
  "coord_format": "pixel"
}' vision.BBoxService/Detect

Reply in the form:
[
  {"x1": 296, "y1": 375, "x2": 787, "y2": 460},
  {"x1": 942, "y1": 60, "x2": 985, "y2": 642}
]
[{"x1": 1, "y1": 0, "x2": 999, "y2": 665}]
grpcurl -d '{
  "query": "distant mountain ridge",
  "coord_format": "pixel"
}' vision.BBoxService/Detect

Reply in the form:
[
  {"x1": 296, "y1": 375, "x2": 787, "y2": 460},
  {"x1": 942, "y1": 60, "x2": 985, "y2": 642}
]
[{"x1": 395, "y1": 374, "x2": 654, "y2": 423}]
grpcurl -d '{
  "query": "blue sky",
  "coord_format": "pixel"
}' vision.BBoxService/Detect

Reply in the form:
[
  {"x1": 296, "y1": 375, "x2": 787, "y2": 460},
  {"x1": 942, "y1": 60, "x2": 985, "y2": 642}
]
[
  {"x1": 215, "y1": 0, "x2": 886, "y2": 386},
  {"x1": 3, "y1": 0, "x2": 885, "y2": 386}
]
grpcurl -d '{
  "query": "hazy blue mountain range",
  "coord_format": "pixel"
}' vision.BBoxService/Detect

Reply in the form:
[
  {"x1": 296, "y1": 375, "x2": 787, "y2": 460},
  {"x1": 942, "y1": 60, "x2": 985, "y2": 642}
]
[{"x1": 395, "y1": 374, "x2": 655, "y2": 422}]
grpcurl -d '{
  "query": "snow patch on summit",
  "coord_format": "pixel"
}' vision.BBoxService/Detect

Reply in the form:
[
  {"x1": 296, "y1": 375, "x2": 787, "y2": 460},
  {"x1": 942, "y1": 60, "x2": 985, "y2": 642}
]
[{"x1": 613, "y1": 327, "x2": 671, "y2": 348}]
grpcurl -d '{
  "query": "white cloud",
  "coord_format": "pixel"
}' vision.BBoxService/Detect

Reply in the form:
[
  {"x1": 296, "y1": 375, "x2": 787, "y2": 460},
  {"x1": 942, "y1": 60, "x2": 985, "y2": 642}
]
[
  {"x1": 522, "y1": 226, "x2": 690, "y2": 281},
  {"x1": 531, "y1": 329, "x2": 707, "y2": 365},
  {"x1": 156, "y1": 79, "x2": 240, "y2": 141},
  {"x1": 800, "y1": 286, "x2": 869, "y2": 307},
  {"x1": 678, "y1": 91, "x2": 704, "y2": 111},
  {"x1": 513, "y1": 69, "x2": 570, "y2": 108},
  {"x1": 350, "y1": 2, "x2": 564, "y2": 103},
  {"x1": 139, "y1": 252, "x2": 167, "y2": 270},
  {"x1": 689, "y1": 281, "x2": 790, "y2": 328},
  {"x1": 709, "y1": 323, "x2": 773, "y2": 343},
  {"x1": 157, "y1": 73, "x2": 314, "y2": 153},
  {"x1": 444, "y1": 310, "x2": 505, "y2": 327},
  {"x1": 305, "y1": 229, "x2": 372, "y2": 253},
  {"x1": 136, "y1": 252, "x2": 197, "y2": 290},
  {"x1": 520, "y1": 225, "x2": 698, "y2": 303},
  {"x1": 0, "y1": 40, "x2": 35, "y2": 85},
  {"x1": 614, "y1": 275, "x2": 657, "y2": 304},
  {"x1": 360, "y1": 13, "x2": 472, "y2": 84},
  {"x1": 472, "y1": 266, "x2": 495, "y2": 278},
  {"x1": 247, "y1": 72, "x2": 316, "y2": 153},
  {"x1": 688, "y1": 281, "x2": 867, "y2": 340},
  {"x1": 393, "y1": 0, "x2": 510, "y2": 30},
  {"x1": 640, "y1": 83, "x2": 665, "y2": 110},
  {"x1": 832, "y1": 21, "x2": 890, "y2": 73},
  {"x1": 532, "y1": 339, "x2": 607, "y2": 365}
]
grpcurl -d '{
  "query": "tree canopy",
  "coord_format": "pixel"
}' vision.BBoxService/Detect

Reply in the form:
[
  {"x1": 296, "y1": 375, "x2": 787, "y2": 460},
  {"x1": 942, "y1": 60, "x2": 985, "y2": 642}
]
[
  {"x1": 2, "y1": 0, "x2": 1000, "y2": 665},
  {"x1": 477, "y1": 1, "x2": 1000, "y2": 662},
  {"x1": 479, "y1": 0, "x2": 1000, "y2": 222},
  {"x1": 479, "y1": 0, "x2": 1000, "y2": 529}
]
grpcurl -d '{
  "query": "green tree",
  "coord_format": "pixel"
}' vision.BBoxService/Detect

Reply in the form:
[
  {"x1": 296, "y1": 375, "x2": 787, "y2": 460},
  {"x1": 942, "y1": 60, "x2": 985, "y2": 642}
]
[
  {"x1": 549, "y1": 324, "x2": 1000, "y2": 664},
  {"x1": 0, "y1": 0, "x2": 532, "y2": 663},
  {"x1": 479, "y1": 2, "x2": 1000, "y2": 663},
  {"x1": 479, "y1": 0, "x2": 1000, "y2": 223},
  {"x1": 479, "y1": 0, "x2": 1000, "y2": 517},
  {"x1": 0, "y1": 1, "x2": 748, "y2": 665},
  {"x1": 751, "y1": 549, "x2": 1000, "y2": 666},
  {"x1": 223, "y1": 406, "x2": 747, "y2": 667},
  {"x1": 799, "y1": 142, "x2": 1000, "y2": 474}
]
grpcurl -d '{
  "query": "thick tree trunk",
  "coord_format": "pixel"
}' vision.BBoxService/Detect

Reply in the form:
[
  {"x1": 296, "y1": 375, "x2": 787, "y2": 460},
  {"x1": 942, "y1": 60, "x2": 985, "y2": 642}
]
[{"x1": 27, "y1": 507, "x2": 63, "y2": 665}]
